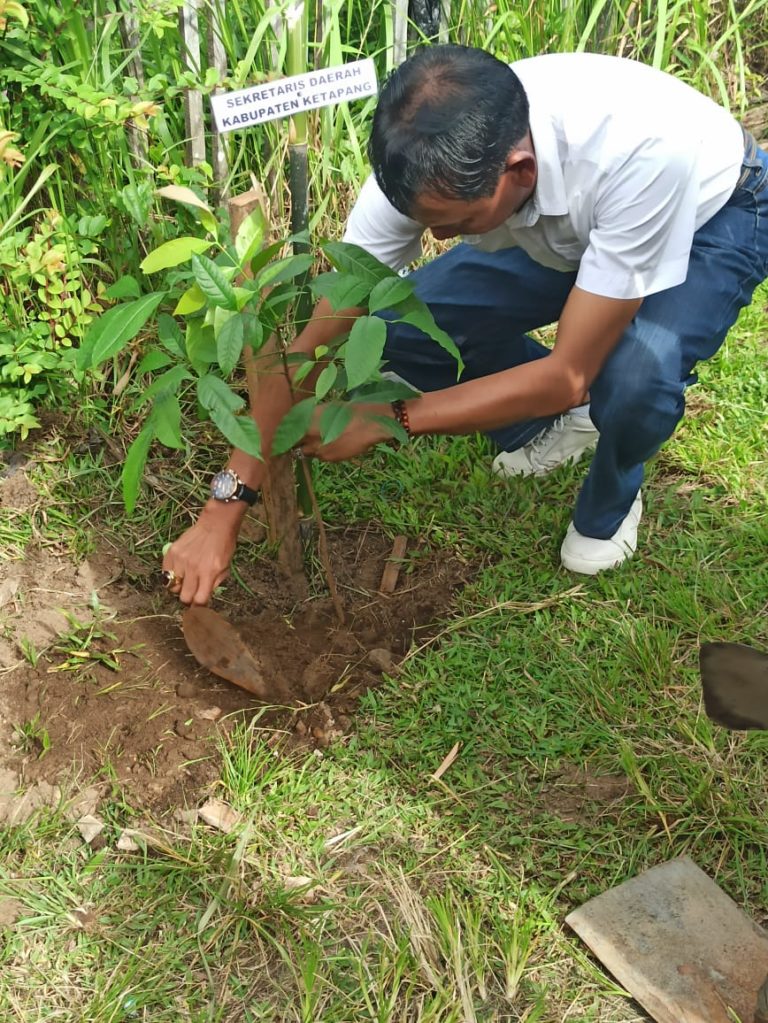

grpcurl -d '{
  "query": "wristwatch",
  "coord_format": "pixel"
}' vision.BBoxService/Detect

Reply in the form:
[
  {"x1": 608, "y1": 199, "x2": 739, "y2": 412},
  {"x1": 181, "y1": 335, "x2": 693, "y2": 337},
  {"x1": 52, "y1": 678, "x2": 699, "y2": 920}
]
[{"x1": 210, "y1": 469, "x2": 259, "y2": 506}]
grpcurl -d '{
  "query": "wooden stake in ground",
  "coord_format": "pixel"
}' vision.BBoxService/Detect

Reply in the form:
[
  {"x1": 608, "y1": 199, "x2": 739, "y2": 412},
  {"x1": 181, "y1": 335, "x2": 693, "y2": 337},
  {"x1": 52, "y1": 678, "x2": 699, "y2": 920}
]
[
  {"x1": 179, "y1": 0, "x2": 206, "y2": 168},
  {"x1": 379, "y1": 535, "x2": 408, "y2": 594},
  {"x1": 228, "y1": 189, "x2": 306, "y2": 596},
  {"x1": 208, "y1": 0, "x2": 229, "y2": 204}
]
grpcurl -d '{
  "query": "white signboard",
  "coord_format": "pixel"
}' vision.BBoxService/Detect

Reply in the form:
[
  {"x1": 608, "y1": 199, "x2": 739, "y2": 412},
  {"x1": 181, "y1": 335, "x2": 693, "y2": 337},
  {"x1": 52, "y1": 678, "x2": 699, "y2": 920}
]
[{"x1": 210, "y1": 58, "x2": 378, "y2": 134}]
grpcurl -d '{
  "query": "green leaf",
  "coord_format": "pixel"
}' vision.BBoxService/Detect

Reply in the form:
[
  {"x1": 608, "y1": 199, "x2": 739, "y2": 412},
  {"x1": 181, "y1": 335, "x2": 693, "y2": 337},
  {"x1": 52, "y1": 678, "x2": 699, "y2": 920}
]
[
  {"x1": 319, "y1": 403, "x2": 353, "y2": 445},
  {"x1": 174, "y1": 284, "x2": 206, "y2": 316},
  {"x1": 349, "y1": 379, "x2": 420, "y2": 402},
  {"x1": 292, "y1": 357, "x2": 315, "y2": 386},
  {"x1": 271, "y1": 398, "x2": 316, "y2": 456},
  {"x1": 322, "y1": 241, "x2": 397, "y2": 290},
  {"x1": 119, "y1": 182, "x2": 153, "y2": 228},
  {"x1": 153, "y1": 393, "x2": 184, "y2": 449},
  {"x1": 310, "y1": 271, "x2": 371, "y2": 311},
  {"x1": 157, "y1": 313, "x2": 185, "y2": 357},
  {"x1": 136, "y1": 349, "x2": 174, "y2": 376},
  {"x1": 186, "y1": 321, "x2": 218, "y2": 374},
  {"x1": 241, "y1": 312, "x2": 264, "y2": 353},
  {"x1": 134, "y1": 365, "x2": 193, "y2": 408},
  {"x1": 140, "y1": 237, "x2": 211, "y2": 274},
  {"x1": 105, "y1": 276, "x2": 140, "y2": 300},
  {"x1": 344, "y1": 316, "x2": 387, "y2": 390},
  {"x1": 197, "y1": 373, "x2": 245, "y2": 414},
  {"x1": 315, "y1": 363, "x2": 337, "y2": 400},
  {"x1": 156, "y1": 184, "x2": 218, "y2": 232},
  {"x1": 122, "y1": 426, "x2": 153, "y2": 515},
  {"x1": 235, "y1": 207, "x2": 267, "y2": 265},
  {"x1": 248, "y1": 240, "x2": 284, "y2": 278},
  {"x1": 397, "y1": 303, "x2": 463, "y2": 374},
  {"x1": 156, "y1": 184, "x2": 212, "y2": 215},
  {"x1": 78, "y1": 292, "x2": 166, "y2": 370},
  {"x1": 208, "y1": 406, "x2": 262, "y2": 458},
  {"x1": 216, "y1": 313, "x2": 244, "y2": 376},
  {"x1": 368, "y1": 275, "x2": 415, "y2": 313},
  {"x1": 256, "y1": 253, "x2": 314, "y2": 290},
  {"x1": 192, "y1": 254, "x2": 238, "y2": 310}
]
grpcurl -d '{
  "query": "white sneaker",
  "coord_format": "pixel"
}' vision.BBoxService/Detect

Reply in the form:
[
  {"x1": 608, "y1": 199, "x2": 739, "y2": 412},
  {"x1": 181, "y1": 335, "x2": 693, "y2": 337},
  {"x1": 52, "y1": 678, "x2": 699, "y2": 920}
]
[
  {"x1": 492, "y1": 410, "x2": 599, "y2": 478},
  {"x1": 560, "y1": 493, "x2": 643, "y2": 575}
]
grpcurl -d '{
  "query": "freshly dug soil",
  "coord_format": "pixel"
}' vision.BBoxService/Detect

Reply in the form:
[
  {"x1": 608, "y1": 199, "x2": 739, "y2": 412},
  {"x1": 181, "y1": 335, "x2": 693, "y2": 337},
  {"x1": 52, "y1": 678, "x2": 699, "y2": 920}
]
[{"x1": 0, "y1": 512, "x2": 471, "y2": 812}]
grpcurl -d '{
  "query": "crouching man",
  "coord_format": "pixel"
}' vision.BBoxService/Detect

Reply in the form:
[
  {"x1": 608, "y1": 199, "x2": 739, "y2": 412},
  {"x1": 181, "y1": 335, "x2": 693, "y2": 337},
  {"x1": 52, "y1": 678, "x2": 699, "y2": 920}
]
[{"x1": 163, "y1": 45, "x2": 768, "y2": 604}]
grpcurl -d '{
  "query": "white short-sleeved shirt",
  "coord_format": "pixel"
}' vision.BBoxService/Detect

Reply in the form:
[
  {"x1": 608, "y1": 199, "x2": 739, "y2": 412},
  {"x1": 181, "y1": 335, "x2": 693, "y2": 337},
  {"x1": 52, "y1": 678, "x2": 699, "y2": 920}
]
[{"x1": 343, "y1": 52, "x2": 744, "y2": 300}]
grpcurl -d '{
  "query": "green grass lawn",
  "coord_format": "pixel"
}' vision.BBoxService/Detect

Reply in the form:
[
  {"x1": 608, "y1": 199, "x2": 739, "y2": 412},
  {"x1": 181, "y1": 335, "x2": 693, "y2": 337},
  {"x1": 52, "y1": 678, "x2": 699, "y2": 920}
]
[{"x1": 1, "y1": 284, "x2": 766, "y2": 1021}]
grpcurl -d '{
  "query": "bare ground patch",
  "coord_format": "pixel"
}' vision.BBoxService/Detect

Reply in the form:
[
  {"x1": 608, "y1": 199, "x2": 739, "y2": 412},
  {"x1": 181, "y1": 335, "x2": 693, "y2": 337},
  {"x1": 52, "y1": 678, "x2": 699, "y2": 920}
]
[{"x1": 0, "y1": 489, "x2": 473, "y2": 815}]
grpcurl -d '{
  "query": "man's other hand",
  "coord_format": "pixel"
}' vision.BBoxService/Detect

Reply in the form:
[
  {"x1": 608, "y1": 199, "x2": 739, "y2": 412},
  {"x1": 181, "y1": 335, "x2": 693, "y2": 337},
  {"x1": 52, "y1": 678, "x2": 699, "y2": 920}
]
[{"x1": 299, "y1": 403, "x2": 394, "y2": 462}]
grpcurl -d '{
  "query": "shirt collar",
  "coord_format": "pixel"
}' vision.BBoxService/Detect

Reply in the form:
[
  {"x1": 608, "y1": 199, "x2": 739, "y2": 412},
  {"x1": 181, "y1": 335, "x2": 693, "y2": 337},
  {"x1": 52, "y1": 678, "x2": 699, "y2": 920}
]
[{"x1": 505, "y1": 102, "x2": 569, "y2": 227}]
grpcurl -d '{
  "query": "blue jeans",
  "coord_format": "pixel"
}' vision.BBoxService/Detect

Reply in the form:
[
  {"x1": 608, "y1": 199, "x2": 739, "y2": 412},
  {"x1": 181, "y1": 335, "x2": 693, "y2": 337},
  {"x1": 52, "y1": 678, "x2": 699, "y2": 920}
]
[{"x1": 381, "y1": 135, "x2": 768, "y2": 538}]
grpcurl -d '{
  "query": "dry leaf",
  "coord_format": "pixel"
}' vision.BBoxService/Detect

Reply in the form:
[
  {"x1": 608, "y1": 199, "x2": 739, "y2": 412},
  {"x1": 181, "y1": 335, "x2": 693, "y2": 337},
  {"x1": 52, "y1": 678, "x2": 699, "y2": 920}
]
[{"x1": 198, "y1": 798, "x2": 241, "y2": 833}]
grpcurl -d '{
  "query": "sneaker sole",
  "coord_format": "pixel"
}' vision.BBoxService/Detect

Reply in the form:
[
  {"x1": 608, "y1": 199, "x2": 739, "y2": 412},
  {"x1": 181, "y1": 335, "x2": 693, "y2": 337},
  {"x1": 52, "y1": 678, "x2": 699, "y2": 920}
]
[
  {"x1": 493, "y1": 443, "x2": 597, "y2": 479},
  {"x1": 560, "y1": 547, "x2": 634, "y2": 575}
]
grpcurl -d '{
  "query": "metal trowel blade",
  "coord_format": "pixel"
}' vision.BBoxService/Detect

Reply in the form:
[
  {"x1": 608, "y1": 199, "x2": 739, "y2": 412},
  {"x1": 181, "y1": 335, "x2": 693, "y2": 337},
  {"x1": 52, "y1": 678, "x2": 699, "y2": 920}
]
[
  {"x1": 700, "y1": 641, "x2": 768, "y2": 730},
  {"x1": 182, "y1": 606, "x2": 283, "y2": 701}
]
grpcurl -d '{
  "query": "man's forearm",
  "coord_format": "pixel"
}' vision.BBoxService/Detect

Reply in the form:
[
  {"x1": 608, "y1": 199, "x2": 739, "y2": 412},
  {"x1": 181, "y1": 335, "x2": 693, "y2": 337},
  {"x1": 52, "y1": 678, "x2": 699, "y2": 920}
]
[
  {"x1": 404, "y1": 355, "x2": 578, "y2": 437},
  {"x1": 226, "y1": 296, "x2": 364, "y2": 488},
  {"x1": 404, "y1": 288, "x2": 641, "y2": 438}
]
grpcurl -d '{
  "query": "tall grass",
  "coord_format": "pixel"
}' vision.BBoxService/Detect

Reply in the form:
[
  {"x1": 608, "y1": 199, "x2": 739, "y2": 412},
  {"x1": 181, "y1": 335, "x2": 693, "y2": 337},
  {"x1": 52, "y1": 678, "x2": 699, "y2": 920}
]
[{"x1": 2, "y1": 0, "x2": 766, "y2": 247}]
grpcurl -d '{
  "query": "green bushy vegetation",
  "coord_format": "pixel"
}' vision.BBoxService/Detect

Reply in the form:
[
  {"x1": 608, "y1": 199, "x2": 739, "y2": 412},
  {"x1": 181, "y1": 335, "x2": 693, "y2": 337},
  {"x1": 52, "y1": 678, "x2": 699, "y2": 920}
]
[{"x1": 1, "y1": 0, "x2": 766, "y2": 443}]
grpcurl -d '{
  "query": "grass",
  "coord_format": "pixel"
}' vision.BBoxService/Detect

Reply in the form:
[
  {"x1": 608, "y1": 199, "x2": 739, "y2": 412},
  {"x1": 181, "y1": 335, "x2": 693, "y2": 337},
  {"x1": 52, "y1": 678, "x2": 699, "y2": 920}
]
[{"x1": 0, "y1": 284, "x2": 766, "y2": 1020}]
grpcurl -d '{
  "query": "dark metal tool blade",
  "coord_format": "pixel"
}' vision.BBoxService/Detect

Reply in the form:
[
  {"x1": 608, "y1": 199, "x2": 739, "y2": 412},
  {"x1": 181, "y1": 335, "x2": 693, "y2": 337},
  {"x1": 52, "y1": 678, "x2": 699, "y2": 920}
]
[{"x1": 700, "y1": 641, "x2": 768, "y2": 730}]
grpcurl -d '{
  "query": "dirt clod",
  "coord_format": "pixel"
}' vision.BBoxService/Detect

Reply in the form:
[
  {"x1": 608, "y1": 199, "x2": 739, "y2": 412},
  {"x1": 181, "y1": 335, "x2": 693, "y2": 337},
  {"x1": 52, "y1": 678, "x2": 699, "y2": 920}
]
[
  {"x1": 0, "y1": 898, "x2": 24, "y2": 928},
  {"x1": 367, "y1": 647, "x2": 396, "y2": 673}
]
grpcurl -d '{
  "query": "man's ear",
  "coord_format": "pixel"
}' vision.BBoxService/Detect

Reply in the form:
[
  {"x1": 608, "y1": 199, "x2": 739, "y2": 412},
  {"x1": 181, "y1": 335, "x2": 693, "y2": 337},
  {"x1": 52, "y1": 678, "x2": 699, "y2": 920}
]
[{"x1": 505, "y1": 147, "x2": 537, "y2": 190}]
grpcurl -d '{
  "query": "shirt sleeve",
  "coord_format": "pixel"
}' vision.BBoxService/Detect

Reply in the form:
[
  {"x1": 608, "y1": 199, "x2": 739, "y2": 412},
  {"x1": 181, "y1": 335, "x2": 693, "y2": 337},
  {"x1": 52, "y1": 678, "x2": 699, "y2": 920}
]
[
  {"x1": 343, "y1": 174, "x2": 425, "y2": 272},
  {"x1": 576, "y1": 138, "x2": 700, "y2": 300}
]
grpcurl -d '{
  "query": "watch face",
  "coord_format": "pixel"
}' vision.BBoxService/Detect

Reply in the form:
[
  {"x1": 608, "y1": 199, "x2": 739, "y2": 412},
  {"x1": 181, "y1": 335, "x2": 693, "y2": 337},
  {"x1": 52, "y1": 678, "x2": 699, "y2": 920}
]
[{"x1": 211, "y1": 470, "x2": 238, "y2": 501}]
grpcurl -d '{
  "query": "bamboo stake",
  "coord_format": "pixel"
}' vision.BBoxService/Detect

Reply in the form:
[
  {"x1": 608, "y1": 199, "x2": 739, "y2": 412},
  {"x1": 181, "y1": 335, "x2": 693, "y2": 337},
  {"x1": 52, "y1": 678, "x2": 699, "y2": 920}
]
[
  {"x1": 119, "y1": 1, "x2": 148, "y2": 166},
  {"x1": 208, "y1": 0, "x2": 229, "y2": 203},
  {"x1": 285, "y1": 2, "x2": 313, "y2": 522},
  {"x1": 391, "y1": 0, "x2": 409, "y2": 67},
  {"x1": 179, "y1": 0, "x2": 207, "y2": 167},
  {"x1": 439, "y1": 0, "x2": 450, "y2": 43}
]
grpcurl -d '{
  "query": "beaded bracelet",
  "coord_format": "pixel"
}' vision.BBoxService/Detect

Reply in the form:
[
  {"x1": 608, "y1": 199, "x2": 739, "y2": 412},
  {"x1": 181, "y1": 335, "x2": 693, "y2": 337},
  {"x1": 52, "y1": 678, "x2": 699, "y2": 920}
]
[{"x1": 391, "y1": 399, "x2": 412, "y2": 439}]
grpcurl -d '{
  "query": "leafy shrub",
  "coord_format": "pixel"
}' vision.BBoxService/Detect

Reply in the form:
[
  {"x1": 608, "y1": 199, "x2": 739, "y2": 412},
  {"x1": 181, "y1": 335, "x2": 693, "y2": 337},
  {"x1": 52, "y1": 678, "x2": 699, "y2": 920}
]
[{"x1": 78, "y1": 186, "x2": 460, "y2": 512}]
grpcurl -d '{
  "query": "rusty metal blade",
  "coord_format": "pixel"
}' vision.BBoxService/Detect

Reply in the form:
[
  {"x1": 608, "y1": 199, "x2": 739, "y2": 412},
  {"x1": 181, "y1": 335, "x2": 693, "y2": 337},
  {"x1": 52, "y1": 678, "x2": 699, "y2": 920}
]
[
  {"x1": 182, "y1": 607, "x2": 283, "y2": 701},
  {"x1": 700, "y1": 642, "x2": 768, "y2": 731}
]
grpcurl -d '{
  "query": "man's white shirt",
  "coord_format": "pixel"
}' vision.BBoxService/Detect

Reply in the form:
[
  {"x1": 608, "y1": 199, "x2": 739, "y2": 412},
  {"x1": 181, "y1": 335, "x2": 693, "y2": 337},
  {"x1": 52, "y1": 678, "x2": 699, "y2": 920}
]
[{"x1": 343, "y1": 52, "x2": 744, "y2": 299}]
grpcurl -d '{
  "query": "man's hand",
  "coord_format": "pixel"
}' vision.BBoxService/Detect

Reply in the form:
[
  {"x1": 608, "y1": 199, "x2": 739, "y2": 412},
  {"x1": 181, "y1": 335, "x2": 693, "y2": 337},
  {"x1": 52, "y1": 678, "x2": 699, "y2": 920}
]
[
  {"x1": 299, "y1": 403, "x2": 394, "y2": 461},
  {"x1": 162, "y1": 500, "x2": 246, "y2": 606}
]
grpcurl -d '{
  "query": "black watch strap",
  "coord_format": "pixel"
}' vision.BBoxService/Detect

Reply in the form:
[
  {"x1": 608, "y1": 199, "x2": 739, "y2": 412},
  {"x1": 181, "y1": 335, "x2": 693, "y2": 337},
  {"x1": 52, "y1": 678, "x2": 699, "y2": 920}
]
[{"x1": 233, "y1": 481, "x2": 259, "y2": 506}]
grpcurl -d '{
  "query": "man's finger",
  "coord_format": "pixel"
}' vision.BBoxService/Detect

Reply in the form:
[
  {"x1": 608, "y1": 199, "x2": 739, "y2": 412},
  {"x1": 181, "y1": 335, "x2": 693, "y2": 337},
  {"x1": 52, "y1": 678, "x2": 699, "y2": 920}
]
[{"x1": 179, "y1": 571, "x2": 201, "y2": 606}]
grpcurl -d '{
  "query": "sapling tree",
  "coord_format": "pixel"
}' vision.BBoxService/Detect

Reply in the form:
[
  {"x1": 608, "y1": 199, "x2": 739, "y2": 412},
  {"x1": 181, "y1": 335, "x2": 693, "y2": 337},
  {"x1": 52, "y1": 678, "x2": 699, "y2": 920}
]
[{"x1": 77, "y1": 185, "x2": 462, "y2": 539}]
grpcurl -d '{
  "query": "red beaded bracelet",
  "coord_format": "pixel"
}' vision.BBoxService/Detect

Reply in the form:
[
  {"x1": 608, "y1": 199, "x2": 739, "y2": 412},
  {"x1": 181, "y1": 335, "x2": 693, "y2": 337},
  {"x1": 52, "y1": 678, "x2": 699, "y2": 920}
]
[{"x1": 391, "y1": 399, "x2": 412, "y2": 439}]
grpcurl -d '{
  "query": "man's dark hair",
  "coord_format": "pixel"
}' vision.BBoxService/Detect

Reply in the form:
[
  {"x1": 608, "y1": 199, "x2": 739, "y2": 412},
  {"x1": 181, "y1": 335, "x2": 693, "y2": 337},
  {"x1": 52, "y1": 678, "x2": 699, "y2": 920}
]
[{"x1": 369, "y1": 45, "x2": 530, "y2": 216}]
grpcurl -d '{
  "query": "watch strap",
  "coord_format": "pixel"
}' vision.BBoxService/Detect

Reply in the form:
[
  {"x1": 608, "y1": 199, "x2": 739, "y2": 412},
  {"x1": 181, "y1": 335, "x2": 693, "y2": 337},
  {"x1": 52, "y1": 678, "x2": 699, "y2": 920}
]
[{"x1": 234, "y1": 481, "x2": 259, "y2": 506}]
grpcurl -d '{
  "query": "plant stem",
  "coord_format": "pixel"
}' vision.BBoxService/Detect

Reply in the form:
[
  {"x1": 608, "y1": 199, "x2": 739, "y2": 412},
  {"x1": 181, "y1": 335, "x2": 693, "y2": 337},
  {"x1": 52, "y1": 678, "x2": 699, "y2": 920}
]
[{"x1": 299, "y1": 457, "x2": 345, "y2": 625}]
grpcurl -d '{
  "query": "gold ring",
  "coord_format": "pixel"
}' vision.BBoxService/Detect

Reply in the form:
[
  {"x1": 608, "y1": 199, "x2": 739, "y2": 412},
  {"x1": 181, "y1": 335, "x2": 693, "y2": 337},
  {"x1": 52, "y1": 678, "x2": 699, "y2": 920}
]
[{"x1": 161, "y1": 569, "x2": 176, "y2": 587}]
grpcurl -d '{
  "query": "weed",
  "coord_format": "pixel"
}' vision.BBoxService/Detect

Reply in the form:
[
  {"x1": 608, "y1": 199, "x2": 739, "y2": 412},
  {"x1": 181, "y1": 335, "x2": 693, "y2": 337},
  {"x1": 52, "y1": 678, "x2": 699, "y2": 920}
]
[{"x1": 13, "y1": 712, "x2": 51, "y2": 759}]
